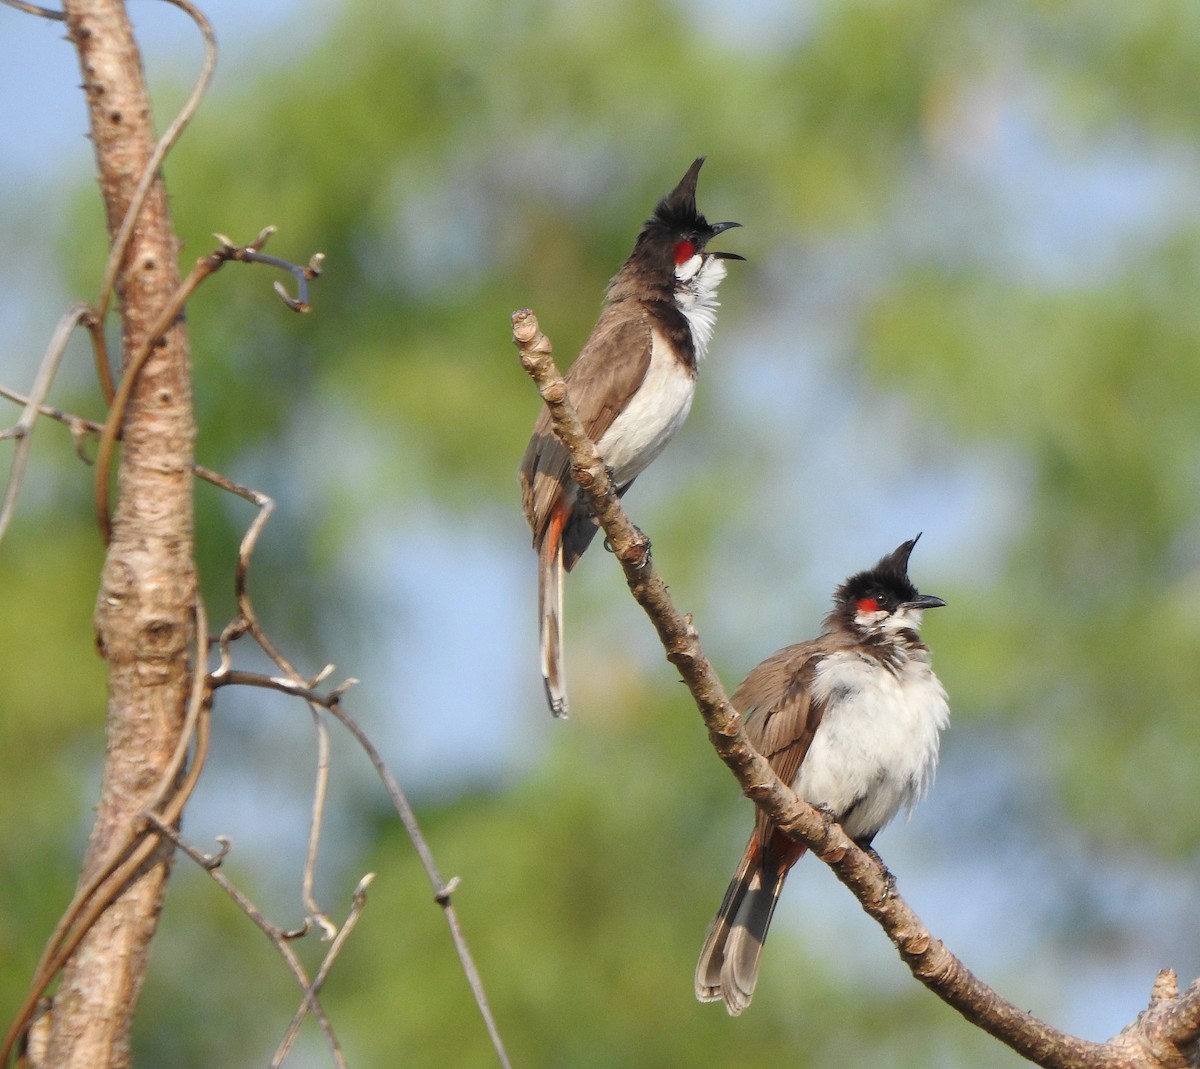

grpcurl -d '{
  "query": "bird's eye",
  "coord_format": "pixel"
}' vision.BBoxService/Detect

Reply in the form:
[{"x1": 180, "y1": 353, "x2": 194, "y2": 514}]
[
  {"x1": 856, "y1": 597, "x2": 880, "y2": 614},
  {"x1": 673, "y1": 239, "x2": 696, "y2": 265}
]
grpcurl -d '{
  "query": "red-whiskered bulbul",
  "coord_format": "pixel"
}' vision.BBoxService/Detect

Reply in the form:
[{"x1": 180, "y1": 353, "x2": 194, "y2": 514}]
[
  {"x1": 519, "y1": 157, "x2": 743, "y2": 718},
  {"x1": 695, "y1": 536, "x2": 949, "y2": 1015}
]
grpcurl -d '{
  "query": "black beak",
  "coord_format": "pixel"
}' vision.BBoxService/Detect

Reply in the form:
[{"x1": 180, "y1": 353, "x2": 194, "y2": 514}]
[
  {"x1": 906, "y1": 594, "x2": 946, "y2": 611},
  {"x1": 706, "y1": 221, "x2": 745, "y2": 260}
]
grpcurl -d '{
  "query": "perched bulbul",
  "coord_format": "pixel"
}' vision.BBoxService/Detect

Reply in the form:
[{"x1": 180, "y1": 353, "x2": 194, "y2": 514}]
[
  {"x1": 519, "y1": 157, "x2": 743, "y2": 718},
  {"x1": 695, "y1": 536, "x2": 949, "y2": 1016}
]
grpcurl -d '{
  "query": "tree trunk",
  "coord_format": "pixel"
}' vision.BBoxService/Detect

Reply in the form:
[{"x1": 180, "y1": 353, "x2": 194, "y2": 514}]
[{"x1": 46, "y1": 2, "x2": 196, "y2": 1065}]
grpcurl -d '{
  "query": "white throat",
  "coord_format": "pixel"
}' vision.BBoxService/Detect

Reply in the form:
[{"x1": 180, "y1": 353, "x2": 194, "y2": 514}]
[{"x1": 673, "y1": 254, "x2": 727, "y2": 362}]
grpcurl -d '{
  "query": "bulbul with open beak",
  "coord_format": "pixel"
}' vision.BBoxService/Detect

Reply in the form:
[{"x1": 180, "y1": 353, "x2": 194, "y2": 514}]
[
  {"x1": 519, "y1": 157, "x2": 743, "y2": 717},
  {"x1": 696, "y1": 536, "x2": 949, "y2": 1015}
]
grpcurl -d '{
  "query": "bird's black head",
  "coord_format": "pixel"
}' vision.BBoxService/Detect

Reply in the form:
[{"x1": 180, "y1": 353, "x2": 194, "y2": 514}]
[
  {"x1": 830, "y1": 535, "x2": 946, "y2": 637},
  {"x1": 630, "y1": 157, "x2": 744, "y2": 274}
]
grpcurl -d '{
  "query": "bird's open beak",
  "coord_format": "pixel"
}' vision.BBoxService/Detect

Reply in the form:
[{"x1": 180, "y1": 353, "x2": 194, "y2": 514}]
[{"x1": 707, "y1": 221, "x2": 745, "y2": 261}]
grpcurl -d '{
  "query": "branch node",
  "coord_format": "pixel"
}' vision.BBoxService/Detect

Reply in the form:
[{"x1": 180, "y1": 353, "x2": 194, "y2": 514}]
[
  {"x1": 1152, "y1": 968, "x2": 1180, "y2": 1004},
  {"x1": 204, "y1": 836, "x2": 233, "y2": 870},
  {"x1": 328, "y1": 677, "x2": 359, "y2": 701},
  {"x1": 435, "y1": 876, "x2": 461, "y2": 906},
  {"x1": 272, "y1": 280, "x2": 310, "y2": 313}
]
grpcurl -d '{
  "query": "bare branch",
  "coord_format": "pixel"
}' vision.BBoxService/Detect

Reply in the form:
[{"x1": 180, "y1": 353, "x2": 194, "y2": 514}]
[
  {"x1": 272, "y1": 874, "x2": 374, "y2": 1068},
  {"x1": 0, "y1": 0, "x2": 64, "y2": 19},
  {"x1": 0, "y1": 304, "x2": 91, "y2": 546},
  {"x1": 144, "y1": 820, "x2": 348, "y2": 1069},
  {"x1": 212, "y1": 668, "x2": 514, "y2": 1069},
  {"x1": 211, "y1": 227, "x2": 325, "y2": 311},
  {"x1": 198, "y1": 444, "x2": 513, "y2": 1067},
  {"x1": 513, "y1": 307, "x2": 1195, "y2": 1069}
]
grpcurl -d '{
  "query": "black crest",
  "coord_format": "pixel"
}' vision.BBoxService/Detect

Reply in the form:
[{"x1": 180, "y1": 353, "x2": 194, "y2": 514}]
[
  {"x1": 833, "y1": 535, "x2": 924, "y2": 616},
  {"x1": 651, "y1": 157, "x2": 708, "y2": 232}
]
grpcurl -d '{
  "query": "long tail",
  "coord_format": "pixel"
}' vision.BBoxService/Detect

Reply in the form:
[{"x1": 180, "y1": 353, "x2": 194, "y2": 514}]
[
  {"x1": 695, "y1": 838, "x2": 798, "y2": 1015},
  {"x1": 537, "y1": 506, "x2": 569, "y2": 717}
]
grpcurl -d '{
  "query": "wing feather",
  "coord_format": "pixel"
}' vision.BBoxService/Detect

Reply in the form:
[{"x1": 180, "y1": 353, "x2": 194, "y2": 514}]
[
  {"x1": 731, "y1": 643, "x2": 828, "y2": 846},
  {"x1": 519, "y1": 309, "x2": 654, "y2": 544}
]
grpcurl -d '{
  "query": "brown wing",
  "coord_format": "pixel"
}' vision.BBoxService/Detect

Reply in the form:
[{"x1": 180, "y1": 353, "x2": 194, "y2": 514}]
[
  {"x1": 518, "y1": 307, "x2": 654, "y2": 543},
  {"x1": 730, "y1": 642, "x2": 828, "y2": 846}
]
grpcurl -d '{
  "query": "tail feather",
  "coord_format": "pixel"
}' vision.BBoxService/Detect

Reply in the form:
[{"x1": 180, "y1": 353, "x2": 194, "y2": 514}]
[
  {"x1": 695, "y1": 840, "x2": 795, "y2": 1016},
  {"x1": 538, "y1": 510, "x2": 568, "y2": 718}
]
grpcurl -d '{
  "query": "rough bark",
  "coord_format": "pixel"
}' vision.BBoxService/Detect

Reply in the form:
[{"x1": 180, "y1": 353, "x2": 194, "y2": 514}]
[{"x1": 46, "y1": 2, "x2": 196, "y2": 1066}]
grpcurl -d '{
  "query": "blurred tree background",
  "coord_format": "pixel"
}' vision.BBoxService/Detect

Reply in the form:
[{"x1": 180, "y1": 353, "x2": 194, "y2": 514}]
[{"x1": 3, "y1": 0, "x2": 1200, "y2": 1065}]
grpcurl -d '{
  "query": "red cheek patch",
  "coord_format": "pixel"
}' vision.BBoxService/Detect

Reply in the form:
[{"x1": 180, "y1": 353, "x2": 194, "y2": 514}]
[
  {"x1": 674, "y1": 239, "x2": 696, "y2": 265},
  {"x1": 857, "y1": 598, "x2": 880, "y2": 613}
]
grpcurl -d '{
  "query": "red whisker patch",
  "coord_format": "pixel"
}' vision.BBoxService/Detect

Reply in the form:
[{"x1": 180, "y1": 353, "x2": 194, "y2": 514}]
[{"x1": 673, "y1": 239, "x2": 696, "y2": 265}]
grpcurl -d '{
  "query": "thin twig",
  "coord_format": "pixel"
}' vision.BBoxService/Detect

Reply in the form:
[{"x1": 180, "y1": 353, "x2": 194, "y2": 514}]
[
  {"x1": 213, "y1": 669, "x2": 515, "y2": 1069},
  {"x1": 271, "y1": 874, "x2": 374, "y2": 1068},
  {"x1": 0, "y1": 385, "x2": 258, "y2": 499},
  {"x1": 0, "y1": 0, "x2": 64, "y2": 18},
  {"x1": 145, "y1": 821, "x2": 348, "y2": 1069},
  {"x1": 214, "y1": 472, "x2": 339, "y2": 940},
  {"x1": 0, "y1": 304, "x2": 91, "y2": 547}
]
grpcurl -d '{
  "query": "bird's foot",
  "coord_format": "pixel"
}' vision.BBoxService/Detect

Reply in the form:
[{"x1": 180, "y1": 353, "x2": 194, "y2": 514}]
[
  {"x1": 604, "y1": 525, "x2": 651, "y2": 568},
  {"x1": 865, "y1": 847, "x2": 897, "y2": 900}
]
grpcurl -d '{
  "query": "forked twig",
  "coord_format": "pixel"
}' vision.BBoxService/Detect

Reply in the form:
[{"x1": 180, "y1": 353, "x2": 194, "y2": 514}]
[
  {"x1": 205, "y1": 455, "x2": 512, "y2": 1067},
  {"x1": 93, "y1": 227, "x2": 321, "y2": 543},
  {"x1": 271, "y1": 874, "x2": 374, "y2": 1068},
  {"x1": 145, "y1": 820, "x2": 349, "y2": 1069},
  {"x1": 213, "y1": 668, "x2": 514, "y2": 1069}
]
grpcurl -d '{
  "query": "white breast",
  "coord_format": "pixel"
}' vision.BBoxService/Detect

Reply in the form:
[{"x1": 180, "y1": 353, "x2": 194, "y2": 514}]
[
  {"x1": 794, "y1": 650, "x2": 949, "y2": 844},
  {"x1": 594, "y1": 329, "x2": 696, "y2": 487}
]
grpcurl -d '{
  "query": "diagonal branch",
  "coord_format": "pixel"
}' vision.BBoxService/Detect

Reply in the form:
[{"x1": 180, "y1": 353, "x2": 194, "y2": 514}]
[{"x1": 512, "y1": 307, "x2": 1198, "y2": 1069}]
